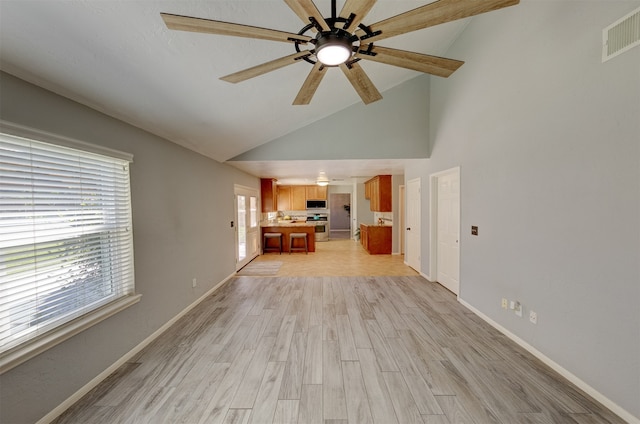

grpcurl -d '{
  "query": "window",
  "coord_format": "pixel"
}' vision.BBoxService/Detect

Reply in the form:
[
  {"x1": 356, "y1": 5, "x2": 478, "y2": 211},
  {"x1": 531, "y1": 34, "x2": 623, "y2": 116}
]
[{"x1": 0, "y1": 124, "x2": 139, "y2": 372}]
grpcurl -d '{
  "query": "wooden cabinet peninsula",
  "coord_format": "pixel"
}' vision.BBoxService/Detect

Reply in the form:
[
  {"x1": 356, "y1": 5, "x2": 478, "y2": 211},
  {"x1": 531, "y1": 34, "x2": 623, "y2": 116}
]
[
  {"x1": 262, "y1": 224, "x2": 316, "y2": 252},
  {"x1": 364, "y1": 175, "x2": 392, "y2": 212},
  {"x1": 360, "y1": 224, "x2": 392, "y2": 254}
]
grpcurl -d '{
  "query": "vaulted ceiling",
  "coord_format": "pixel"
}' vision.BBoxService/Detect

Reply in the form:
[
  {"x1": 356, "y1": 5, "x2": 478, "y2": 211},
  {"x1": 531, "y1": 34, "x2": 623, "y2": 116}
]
[{"x1": 0, "y1": 1, "x2": 484, "y2": 183}]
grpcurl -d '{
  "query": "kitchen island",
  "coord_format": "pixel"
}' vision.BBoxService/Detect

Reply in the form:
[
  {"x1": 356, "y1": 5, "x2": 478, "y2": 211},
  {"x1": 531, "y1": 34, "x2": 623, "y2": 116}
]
[{"x1": 261, "y1": 222, "x2": 316, "y2": 253}]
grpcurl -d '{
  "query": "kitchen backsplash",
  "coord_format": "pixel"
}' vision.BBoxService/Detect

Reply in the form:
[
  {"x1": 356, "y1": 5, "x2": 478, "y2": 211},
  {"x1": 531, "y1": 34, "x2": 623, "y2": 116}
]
[{"x1": 374, "y1": 211, "x2": 393, "y2": 225}]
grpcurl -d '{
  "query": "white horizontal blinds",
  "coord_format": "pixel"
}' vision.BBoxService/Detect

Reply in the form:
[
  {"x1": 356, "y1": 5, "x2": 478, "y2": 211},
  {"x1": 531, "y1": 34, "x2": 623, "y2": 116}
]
[{"x1": 0, "y1": 133, "x2": 134, "y2": 354}]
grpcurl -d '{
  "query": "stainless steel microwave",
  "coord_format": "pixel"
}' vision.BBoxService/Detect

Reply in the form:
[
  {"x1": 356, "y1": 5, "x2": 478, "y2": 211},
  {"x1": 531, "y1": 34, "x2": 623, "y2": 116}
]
[{"x1": 306, "y1": 199, "x2": 327, "y2": 209}]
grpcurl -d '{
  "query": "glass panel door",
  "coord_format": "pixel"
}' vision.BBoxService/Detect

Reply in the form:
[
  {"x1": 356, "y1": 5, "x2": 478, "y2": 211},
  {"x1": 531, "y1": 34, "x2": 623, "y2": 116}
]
[
  {"x1": 235, "y1": 185, "x2": 260, "y2": 270},
  {"x1": 237, "y1": 194, "x2": 247, "y2": 263}
]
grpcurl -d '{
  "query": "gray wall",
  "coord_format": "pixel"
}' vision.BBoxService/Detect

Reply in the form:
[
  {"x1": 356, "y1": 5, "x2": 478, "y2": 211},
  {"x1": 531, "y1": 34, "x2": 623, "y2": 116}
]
[
  {"x1": 407, "y1": 1, "x2": 640, "y2": 419},
  {"x1": 0, "y1": 71, "x2": 259, "y2": 424},
  {"x1": 229, "y1": 75, "x2": 430, "y2": 162}
]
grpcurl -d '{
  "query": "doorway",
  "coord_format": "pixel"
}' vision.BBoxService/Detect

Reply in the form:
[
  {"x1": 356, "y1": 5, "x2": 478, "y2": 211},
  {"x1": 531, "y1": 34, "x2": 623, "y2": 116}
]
[
  {"x1": 329, "y1": 193, "x2": 351, "y2": 240},
  {"x1": 429, "y1": 167, "x2": 460, "y2": 295},
  {"x1": 235, "y1": 185, "x2": 259, "y2": 270}
]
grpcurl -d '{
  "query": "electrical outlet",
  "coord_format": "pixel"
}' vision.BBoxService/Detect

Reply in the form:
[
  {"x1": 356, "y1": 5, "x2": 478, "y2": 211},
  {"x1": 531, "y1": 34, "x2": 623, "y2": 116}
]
[
  {"x1": 514, "y1": 301, "x2": 523, "y2": 317},
  {"x1": 501, "y1": 298, "x2": 508, "y2": 309},
  {"x1": 192, "y1": 278, "x2": 197, "y2": 288},
  {"x1": 529, "y1": 310, "x2": 538, "y2": 324}
]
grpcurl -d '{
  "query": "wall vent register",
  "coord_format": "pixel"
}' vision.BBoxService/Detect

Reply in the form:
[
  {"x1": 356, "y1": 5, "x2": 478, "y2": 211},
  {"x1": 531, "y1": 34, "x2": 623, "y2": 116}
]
[{"x1": 602, "y1": 6, "x2": 640, "y2": 62}]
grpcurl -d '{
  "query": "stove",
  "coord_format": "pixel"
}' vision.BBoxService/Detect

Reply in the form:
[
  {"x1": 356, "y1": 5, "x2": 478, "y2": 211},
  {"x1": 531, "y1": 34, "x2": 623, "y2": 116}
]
[{"x1": 306, "y1": 213, "x2": 329, "y2": 242}]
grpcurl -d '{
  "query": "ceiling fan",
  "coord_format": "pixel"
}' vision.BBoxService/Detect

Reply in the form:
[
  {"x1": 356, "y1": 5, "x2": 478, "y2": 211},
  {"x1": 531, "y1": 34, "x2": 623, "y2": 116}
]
[{"x1": 161, "y1": 0, "x2": 519, "y2": 105}]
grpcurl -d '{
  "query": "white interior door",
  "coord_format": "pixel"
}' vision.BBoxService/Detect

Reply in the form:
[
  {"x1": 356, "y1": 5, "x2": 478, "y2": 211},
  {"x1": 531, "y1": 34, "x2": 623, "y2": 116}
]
[
  {"x1": 406, "y1": 178, "x2": 421, "y2": 272},
  {"x1": 436, "y1": 170, "x2": 460, "y2": 294},
  {"x1": 235, "y1": 185, "x2": 259, "y2": 270}
]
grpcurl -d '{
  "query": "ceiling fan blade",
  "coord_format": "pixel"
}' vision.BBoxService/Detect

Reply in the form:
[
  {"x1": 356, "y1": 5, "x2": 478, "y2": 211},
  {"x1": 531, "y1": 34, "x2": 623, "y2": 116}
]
[
  {"x1": 357, "y1": 45, "x2": 464, "y2": 77},
  {"x1": 363, "y1": 0, "x2": 519, "y2": 44},
  {"x1": 339, "y1": 0, "x2": 377, "y2": 31},
  {"x1": 293, "y1": 62, "x2": 328, "y2": 105},
  {"x1": 220, "y1": 51, "x2": 311, "y2": 83},
  {"x1": 339, "y1": 62, "x2": 382, "y2": 104},
  {"x1": 161, "y1": 13, "x2": 312, "y2": 44},
  {"x1": 283, "y1": 0, "x2": 331, "y2": 31}
]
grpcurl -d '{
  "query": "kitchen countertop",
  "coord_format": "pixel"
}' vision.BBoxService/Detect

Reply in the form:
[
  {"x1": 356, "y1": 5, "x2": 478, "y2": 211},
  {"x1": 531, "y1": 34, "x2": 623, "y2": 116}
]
[{"x1": 261, "y1": 221, "x2": 315, "y2": 227}]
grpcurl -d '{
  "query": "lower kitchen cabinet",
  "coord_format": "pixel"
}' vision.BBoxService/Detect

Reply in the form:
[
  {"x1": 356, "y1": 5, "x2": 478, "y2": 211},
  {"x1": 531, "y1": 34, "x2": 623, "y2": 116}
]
[
  {"x1": 360, "y1": 224, "x2": 392, "y2": 254},
  {"x1": 262, "y1": 226, "x2": 316, "y2": 253}
]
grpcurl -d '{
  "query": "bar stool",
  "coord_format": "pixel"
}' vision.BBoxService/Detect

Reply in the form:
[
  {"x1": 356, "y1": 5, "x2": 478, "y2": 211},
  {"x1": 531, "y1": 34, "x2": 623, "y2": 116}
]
[
  {"x1": 289, "y1": 232, "x2": 308, "y2": 254},
  {"x1": 263, "y1": 232, "x2": 283, "y2": 254}
]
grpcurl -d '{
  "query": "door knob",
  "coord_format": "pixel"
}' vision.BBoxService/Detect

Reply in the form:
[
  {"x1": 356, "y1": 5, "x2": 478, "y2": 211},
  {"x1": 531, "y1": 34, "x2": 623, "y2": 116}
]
[{"x1": 406, "y1": 227, "x2": 411, "y2": 231}]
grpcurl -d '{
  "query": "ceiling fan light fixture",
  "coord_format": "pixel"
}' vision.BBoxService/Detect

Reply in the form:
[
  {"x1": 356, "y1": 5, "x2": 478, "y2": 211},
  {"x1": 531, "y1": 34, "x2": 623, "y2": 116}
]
[{"x1": 315, "y1": 32, "x2": 352, "y2": 66}]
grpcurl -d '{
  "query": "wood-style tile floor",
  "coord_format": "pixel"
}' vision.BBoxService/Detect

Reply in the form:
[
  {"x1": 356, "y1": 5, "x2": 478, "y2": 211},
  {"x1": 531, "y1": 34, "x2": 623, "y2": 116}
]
[
  {"x1": 253, "y1": 238, "x2": 419, "y2": 277},
  {"x1": 52, "y1": 243, "x2": 623, "y2": 424}
]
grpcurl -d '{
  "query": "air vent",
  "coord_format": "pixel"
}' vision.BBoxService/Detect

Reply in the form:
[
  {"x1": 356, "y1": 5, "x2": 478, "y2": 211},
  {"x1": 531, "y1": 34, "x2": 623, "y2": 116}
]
[{"x1": 602, "y1": 6, "x2": 640, "y2": 62}]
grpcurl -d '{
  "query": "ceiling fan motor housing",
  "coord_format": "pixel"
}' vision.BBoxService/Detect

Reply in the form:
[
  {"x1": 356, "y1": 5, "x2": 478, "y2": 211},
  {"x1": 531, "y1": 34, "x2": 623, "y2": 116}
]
[{"x1": 315, "y1": 28, "x2": 354, "y2": 66}]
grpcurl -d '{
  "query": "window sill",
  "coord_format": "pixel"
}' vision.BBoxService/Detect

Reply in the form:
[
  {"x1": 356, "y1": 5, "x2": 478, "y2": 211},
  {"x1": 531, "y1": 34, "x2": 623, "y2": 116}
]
[{"x1": 0, "y1": 294, "x2": 142, "y2": 374}]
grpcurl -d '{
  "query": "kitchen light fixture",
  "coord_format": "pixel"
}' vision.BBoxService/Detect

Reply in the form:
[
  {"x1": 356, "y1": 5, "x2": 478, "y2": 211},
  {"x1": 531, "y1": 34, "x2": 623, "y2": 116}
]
[
  {"x1": 316, "y1": 172, "x2": 330, "y2": 186},
  {"x1": 315, "y1": 31, "x2": 353, "y2": 66}
]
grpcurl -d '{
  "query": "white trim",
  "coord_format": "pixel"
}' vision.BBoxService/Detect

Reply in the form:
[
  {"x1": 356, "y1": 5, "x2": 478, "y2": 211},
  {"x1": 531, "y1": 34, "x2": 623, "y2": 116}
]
[
  {"x1": 0, "y1": 294, "x2": 142, "y2": 374},
  {"x1": 458, "y1": 298, "x2": 640, "y2": 424},
  {"x1": 35, "y1": 272, "x2": 236, "y2": 424},
  {"x1": 405, "y1": 178, "x2": 421, "y2": 273},
  {"x1": 420, "y1": 271, "x2": 433, "y2": 282},
  {"x1": 0, "y1": 120, "x2": 133, "y2": 162}
]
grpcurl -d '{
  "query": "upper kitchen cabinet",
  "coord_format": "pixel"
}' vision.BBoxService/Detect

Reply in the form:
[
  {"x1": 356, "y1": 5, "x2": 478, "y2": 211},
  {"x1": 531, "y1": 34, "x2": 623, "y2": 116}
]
[
  {"x1": 291, "y1": 186, "x2": 307, "y2": 209},
  {"x1": 277, "y1": 185, "x2": 292, "y2": 211},
  {"x1": 365, "y1": 175, "x2": 392, "y2": 212},
  {"x1": 261, "y1": 178, "x2": 278, "y2": 212},
  {"x1": 277, "y1": 185, "x2": 306, "y2": 211},
  {"x1": 306, "y1": 185, "x2": 327, "y2": 200}
]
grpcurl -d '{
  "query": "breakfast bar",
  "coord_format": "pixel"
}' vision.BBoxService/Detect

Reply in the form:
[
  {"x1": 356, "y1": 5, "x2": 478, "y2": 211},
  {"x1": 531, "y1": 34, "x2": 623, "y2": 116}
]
[{"x1": 261, "y1": 222, "x2": 316, "y2": 253}]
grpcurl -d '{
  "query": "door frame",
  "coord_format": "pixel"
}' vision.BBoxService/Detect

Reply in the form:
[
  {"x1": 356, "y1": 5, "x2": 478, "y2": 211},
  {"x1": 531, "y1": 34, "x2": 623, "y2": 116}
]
[
  {"x1": 399, "y1": 185, "x2": 405, "y2": 255},
  {"x1": 428, "y1": 167, "x2": 461, "y2": 294},
  {"x1": 405, "y1": 178, "x2": 421, "y2": 272},
  {"x1": 234, "y1": 184, "x2": 260, "y2": 271}
]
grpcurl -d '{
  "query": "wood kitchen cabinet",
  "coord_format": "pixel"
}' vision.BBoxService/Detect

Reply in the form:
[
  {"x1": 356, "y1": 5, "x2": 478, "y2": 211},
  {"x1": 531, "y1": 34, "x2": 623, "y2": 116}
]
[
  {"x1": 277, "y1": 186, "x2": 292, "y2": 211},
  {"x1": 305, "y1": 185, "x2": 327, "y2": 200},
  {"x1": 277, "y1": 185, "x2": 306, "y2": 211},
  {"x1": 272, "y1": 185, "x2": 328, "y2": 211},
  {"x1": 261, "y1": 178, "x2": 278, "y2": 212},
  {"x1": 364, "y1": 175, "x2": 392, "y2": 212},
  {"x1": 360, "y1": 224, "x2": 392, "y2": 254},
  {"x1": 291, "y1": 186, "x2": 307, "y2": 209}
]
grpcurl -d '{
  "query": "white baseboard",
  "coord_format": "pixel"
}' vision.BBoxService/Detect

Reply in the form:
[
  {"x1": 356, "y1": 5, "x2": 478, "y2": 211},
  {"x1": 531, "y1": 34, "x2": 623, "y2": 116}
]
[
  {"x1": 458, "y1": 298, "x2": 639, "y2": 424},
  {"x1": 37, "y1": 272, "x2": 236, "y2": 424}
]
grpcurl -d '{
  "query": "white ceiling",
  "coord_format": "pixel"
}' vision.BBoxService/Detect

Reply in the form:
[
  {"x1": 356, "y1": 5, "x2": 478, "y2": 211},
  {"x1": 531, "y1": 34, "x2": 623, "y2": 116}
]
[{"x1": 0, "y1": 0, "x2": 470, "y2": 183}]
